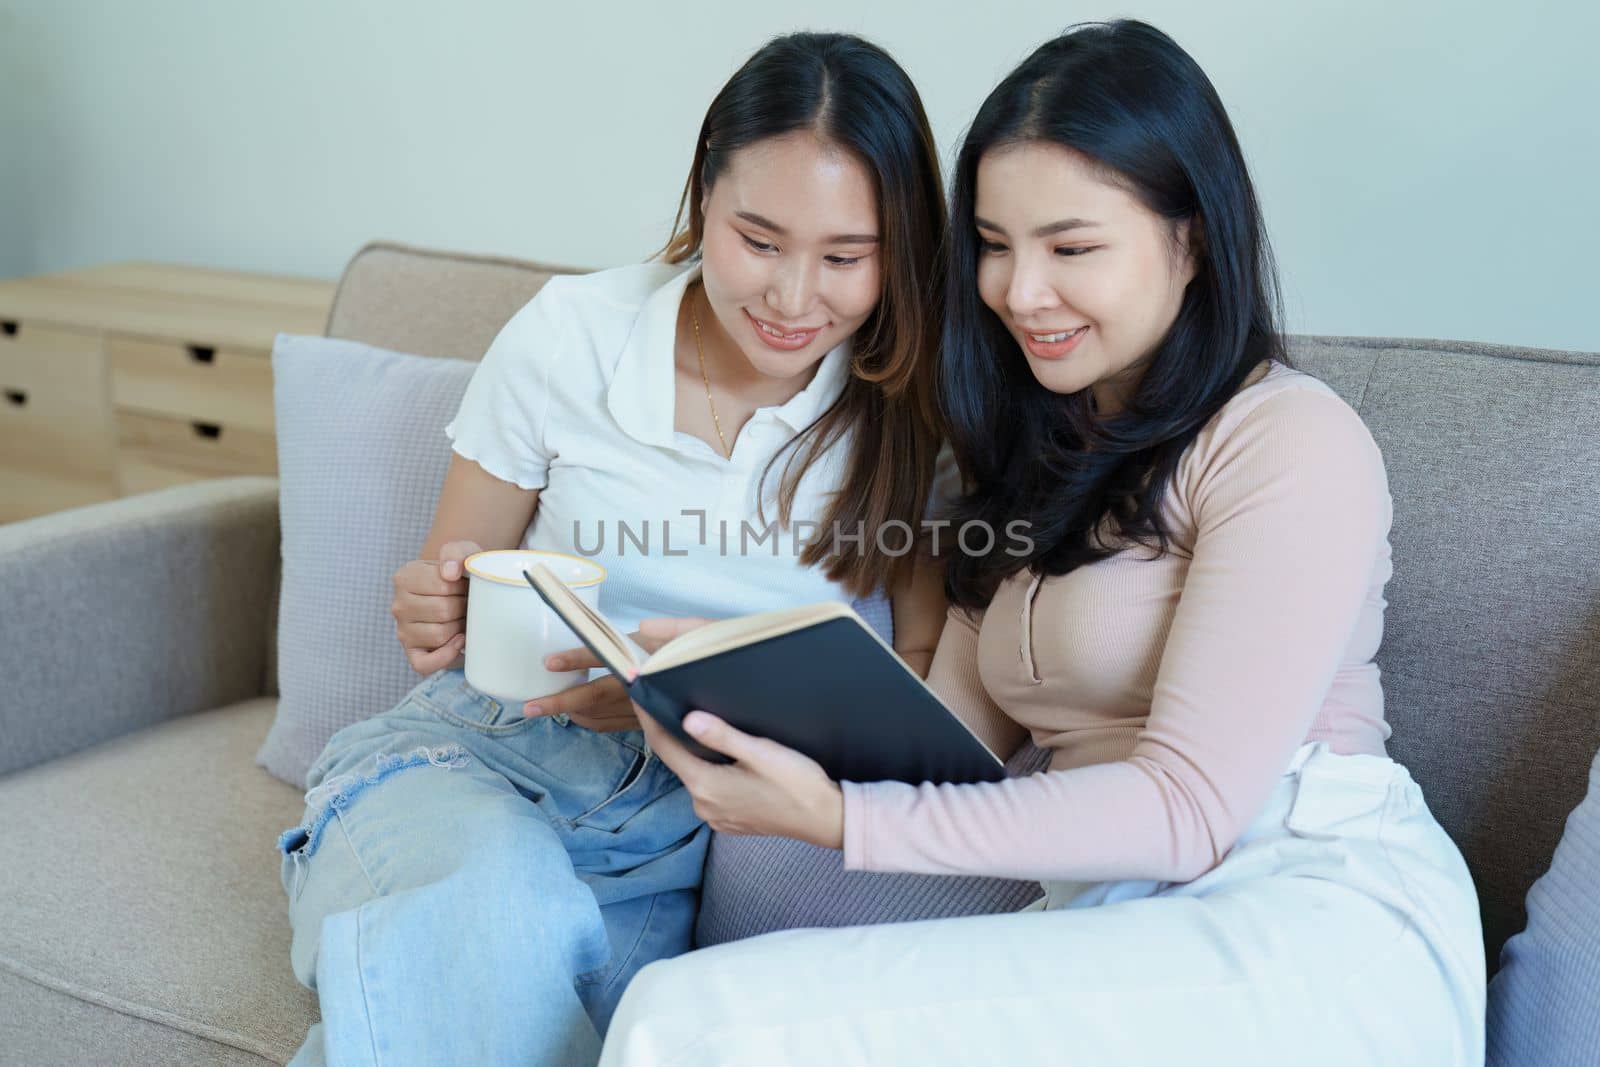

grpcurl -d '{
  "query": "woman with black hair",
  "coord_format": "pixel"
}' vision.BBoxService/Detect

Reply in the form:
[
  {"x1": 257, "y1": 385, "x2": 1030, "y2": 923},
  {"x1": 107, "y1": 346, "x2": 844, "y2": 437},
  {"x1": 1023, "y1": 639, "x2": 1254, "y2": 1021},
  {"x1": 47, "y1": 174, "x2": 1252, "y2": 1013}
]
[
  {"x1": 276, "y1": 32, "x2": 951, "y2": 1067},
  {"x1": 603, "y1": 20, "x2": 1485, "y2": 1065}
]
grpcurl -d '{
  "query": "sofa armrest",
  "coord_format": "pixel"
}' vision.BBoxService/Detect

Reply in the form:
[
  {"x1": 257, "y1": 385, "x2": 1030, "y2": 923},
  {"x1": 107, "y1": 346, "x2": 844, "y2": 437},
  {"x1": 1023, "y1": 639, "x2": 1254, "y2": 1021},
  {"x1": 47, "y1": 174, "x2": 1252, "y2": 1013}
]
[{"x1": 0, "y1": 476, "x2": 280, "y2": 777}]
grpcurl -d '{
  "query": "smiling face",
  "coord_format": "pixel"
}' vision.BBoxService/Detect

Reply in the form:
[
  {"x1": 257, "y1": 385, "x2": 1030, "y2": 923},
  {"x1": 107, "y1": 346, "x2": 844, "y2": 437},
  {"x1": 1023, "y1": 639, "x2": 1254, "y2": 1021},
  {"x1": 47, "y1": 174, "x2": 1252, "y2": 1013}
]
[
  {"x1": 974, "y1": 141, "x2": 1198, "y2": 414},
  {"x1": 697, "y1": 132, "x2": 883, "y2": 384}
]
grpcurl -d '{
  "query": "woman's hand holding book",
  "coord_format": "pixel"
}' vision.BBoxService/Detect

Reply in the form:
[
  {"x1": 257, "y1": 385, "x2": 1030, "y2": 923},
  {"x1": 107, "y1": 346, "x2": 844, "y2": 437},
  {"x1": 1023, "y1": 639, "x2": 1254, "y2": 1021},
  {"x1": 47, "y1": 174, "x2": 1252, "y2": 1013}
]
[
  {"x1": 524, "y1": 616, "x2": 712, "y2": 730},
  {"x1": 635, "y1": 708, "x2": 846, "y2": 851}
]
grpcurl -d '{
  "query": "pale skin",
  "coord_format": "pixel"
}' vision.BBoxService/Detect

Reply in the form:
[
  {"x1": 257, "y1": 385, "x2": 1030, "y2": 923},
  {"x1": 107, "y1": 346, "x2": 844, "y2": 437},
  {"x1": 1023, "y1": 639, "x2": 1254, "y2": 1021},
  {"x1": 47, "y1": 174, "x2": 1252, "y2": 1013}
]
[
  {"x1": 975, "y1": 141, "x2": 1199, "y2": 417},
  {"x1": 632, "y1": 140, "x2": 1221, "y2": 850},
  {"x1": 638, "y1": 703, "x2": 846, "y2": 850},
  {"x1": 389, "y1": 131, "x2": 944, "y2": 737}
]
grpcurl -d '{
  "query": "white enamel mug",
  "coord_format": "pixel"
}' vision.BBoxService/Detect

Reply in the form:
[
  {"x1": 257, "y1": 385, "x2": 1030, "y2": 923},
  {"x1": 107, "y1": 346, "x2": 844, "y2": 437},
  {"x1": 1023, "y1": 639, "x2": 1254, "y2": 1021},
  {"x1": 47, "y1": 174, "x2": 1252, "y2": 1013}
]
[{"x1": 461, "y1": 549, "x2": 606, "y2": 705}]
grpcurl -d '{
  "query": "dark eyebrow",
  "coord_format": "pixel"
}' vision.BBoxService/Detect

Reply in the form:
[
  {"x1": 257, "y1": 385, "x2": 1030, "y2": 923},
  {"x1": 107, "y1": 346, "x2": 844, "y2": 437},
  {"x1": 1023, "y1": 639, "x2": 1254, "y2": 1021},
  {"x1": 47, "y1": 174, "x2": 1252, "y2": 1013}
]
[
  {"x1": 736, "y1": 210, "x2": 878, "y2": 244},
  {"x1": 974, "y1": 215, "x2": 1100, "y2": 238}
]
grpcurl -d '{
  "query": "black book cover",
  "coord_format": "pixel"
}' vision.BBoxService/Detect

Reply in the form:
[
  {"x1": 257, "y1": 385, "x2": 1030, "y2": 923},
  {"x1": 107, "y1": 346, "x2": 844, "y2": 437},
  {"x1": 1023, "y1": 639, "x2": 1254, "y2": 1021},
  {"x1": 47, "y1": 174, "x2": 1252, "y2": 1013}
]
[
  {"x1": 522, "y1": 566, "x2": 1004, "y2": 785},
  {"x1": 628, "y1": 619, "x2": 1004, "y2": 786}
]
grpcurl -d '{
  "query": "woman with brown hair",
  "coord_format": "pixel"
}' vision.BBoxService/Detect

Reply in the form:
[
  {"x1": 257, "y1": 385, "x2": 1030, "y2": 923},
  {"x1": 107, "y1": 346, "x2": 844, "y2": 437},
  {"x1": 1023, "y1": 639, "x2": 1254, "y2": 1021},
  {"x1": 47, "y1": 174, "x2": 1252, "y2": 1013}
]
[{"x1": 275, "y1": 31, "x2": 949, "y2": 1067}]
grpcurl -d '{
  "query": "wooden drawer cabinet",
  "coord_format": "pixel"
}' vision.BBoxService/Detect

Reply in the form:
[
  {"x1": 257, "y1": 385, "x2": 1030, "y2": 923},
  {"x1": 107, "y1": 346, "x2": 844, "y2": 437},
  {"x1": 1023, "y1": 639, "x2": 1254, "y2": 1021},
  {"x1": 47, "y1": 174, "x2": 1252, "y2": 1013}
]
[
  {"x1": 0, "y1": 262, "x2": 334, "y2": 522},
  {"x1": 0, "y1": 322, "x2": 117, "y2": 522},
  {"x1": 107, "y1": 336, "x2": 276, "y2": 434},
  {"x1": 114, "y1": 410, "x2": 279, "y2": 495}
]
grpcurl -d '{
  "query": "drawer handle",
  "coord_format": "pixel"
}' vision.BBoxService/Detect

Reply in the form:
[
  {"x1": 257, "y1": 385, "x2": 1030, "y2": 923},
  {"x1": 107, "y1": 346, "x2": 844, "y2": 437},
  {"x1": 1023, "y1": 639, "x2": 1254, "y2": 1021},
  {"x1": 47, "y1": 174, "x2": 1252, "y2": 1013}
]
[
  {"x1": 0, "y1": 321, "x2": 16, "y2": 337},
  {"x1": 192, "y1": 421, "x2": 222, "y2": 440},
  {"x1": 187, "y1": 344, "x2": 216, "y2": 364},
  {"x1": 4, "y1": 388, "x2": 24, "y2": 407}
]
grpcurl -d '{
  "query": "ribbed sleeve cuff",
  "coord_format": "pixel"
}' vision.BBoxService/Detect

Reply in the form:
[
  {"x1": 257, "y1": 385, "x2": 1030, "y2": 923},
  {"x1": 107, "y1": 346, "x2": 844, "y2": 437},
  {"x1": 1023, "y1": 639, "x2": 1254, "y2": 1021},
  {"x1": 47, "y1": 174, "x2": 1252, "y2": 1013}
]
[{"x1": 841, "y1": 780, "x2": 874, "y2": 871}]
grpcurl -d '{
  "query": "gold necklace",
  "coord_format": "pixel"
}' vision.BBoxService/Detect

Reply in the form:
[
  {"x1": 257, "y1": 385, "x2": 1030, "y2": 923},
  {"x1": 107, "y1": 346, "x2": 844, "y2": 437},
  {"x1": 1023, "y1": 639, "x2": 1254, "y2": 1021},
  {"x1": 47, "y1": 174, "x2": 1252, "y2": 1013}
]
[{"x1": 690, "y1": 292, "x2": 732, "y2": 459}]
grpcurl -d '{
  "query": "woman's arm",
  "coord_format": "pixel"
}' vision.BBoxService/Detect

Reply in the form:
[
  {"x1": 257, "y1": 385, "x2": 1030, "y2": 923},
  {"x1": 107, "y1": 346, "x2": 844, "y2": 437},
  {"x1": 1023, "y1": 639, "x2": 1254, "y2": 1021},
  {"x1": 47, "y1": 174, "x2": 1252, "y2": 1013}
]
[
  {"x1": 890, "y1": 552, "x2": 947, "y2": 677},
  {"x1": 925, "y1": 605, "x2": 1030, "y2": 761},
  {"x1": 890, "y1": 439, "x2": 966, "y2": 678},
  {"x1": 421, "y1": 453, "x2": 540, "y2": 560},
  {"x1": 839, "y1": 388, "x2": 1391, "y2": 883},
  {"x1": 390, "y1": 454, "x2": 540, "y2": 675}
]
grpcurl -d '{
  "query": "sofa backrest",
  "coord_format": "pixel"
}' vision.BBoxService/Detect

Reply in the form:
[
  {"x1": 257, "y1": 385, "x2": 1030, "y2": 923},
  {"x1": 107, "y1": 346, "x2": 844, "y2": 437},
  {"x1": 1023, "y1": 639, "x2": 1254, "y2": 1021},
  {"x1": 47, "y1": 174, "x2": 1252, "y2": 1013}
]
[
  {"x1": 325, "y1": 240, "x2": 1600, "y2": 970},
  {"x1": 1288, "y1": 335, "x2": 1599, "y2": 967},
  {"x1": 324, "y1": 241, "x2": 586, "y2": 360}
]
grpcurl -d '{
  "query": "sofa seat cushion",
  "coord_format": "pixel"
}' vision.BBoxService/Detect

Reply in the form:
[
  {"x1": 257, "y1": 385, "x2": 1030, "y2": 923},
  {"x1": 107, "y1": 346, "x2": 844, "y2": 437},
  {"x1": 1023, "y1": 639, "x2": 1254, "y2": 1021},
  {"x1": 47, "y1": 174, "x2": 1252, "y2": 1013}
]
[{"x1": 0, "y1": 700, "x2": 316, "y2": 1066}]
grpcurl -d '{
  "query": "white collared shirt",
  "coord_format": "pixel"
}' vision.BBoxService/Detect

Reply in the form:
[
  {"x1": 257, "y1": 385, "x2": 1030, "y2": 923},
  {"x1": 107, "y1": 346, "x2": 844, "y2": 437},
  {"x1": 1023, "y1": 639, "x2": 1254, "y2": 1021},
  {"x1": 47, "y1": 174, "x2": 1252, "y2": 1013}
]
[{"x1": 446, "y1": 262, "x2": 860, "y2": 632}]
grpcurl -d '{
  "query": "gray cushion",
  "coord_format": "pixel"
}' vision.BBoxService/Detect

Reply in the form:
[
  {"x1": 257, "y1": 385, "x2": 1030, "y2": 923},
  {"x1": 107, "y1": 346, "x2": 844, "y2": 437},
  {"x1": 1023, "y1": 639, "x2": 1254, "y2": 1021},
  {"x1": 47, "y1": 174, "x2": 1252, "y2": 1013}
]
[
  {"x1": 1487, "y1": 743, "x2": 1600, "y2": 1065},
  {"x1": 256, "y1": 335, "x2": 477, "y2": 788},
  {"x1": 694, "y1": 742, "x2": 1051, "y2": 946},
  {"x1": 1289, "y1": 335, "x2": 1600, "y2": 968},
  {"x1": 0, "y1": 699, "x2": 315, "y2": 1066}
]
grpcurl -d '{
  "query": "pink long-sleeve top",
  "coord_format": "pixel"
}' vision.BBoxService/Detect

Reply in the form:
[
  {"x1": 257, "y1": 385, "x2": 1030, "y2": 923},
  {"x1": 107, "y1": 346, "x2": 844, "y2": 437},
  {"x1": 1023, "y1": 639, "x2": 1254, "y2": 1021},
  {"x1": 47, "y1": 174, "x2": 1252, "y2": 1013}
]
[{"x1": 841, "y1": 363, "x2": 1395, "y2": 884}]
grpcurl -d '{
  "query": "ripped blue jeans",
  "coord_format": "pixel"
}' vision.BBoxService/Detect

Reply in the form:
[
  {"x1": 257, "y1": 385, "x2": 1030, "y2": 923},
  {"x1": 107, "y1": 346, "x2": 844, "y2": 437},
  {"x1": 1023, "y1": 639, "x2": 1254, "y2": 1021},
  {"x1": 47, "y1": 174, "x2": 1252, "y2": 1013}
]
[{"x1": 276, "y1": 668, "x2": 709, "y2": 1067}]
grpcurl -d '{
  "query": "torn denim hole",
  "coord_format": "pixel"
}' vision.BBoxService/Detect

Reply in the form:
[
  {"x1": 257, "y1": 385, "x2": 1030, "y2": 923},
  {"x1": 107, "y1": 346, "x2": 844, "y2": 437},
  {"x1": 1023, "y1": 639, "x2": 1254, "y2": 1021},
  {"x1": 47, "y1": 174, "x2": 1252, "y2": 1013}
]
[{"x1": 275, "y1": 743, "x2": 471, "y2": 860}]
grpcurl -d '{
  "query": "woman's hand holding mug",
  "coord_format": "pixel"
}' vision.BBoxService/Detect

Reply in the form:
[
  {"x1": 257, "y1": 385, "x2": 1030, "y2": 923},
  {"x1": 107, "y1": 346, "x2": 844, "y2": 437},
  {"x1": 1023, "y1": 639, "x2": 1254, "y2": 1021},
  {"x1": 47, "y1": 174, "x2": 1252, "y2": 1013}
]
[{"x1": 391, "y1": 539, "x2": 481, "y2": 675}]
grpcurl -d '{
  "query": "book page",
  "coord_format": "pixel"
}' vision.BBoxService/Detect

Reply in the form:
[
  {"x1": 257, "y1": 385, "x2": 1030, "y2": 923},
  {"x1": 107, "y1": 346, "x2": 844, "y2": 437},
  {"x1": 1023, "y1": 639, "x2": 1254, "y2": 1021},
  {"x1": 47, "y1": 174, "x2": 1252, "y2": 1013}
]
[{"x1": 643, "y1": 601, "x2": 858, "y2": 674}]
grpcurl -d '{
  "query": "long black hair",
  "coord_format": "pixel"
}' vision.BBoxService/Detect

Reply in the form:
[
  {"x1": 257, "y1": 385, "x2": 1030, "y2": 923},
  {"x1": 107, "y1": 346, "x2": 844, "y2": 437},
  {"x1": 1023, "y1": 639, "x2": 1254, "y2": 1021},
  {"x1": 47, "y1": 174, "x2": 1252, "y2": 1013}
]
[
  {"x1": 942, "y1": 19, "x2": 1287, "y2": 608},
  {"x1": 661, "y1": 32, "x2": 948, "y2": 597}
]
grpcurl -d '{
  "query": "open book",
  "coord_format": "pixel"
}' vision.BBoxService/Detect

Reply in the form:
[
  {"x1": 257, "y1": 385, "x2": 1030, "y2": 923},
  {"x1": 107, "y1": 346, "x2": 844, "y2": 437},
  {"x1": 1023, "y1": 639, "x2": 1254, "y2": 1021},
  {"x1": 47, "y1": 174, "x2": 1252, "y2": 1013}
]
[{"x1": 523, "y1": 564, "x2": 1005, "y2": 785}]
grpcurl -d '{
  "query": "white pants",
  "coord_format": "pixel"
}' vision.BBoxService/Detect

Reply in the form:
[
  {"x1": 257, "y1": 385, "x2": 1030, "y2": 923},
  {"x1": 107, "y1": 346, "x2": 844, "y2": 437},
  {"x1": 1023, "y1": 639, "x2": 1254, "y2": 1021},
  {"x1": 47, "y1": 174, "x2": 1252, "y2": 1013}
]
[{"x1": 600, "y1": 743, "x2": 1485, "y2": 1066}]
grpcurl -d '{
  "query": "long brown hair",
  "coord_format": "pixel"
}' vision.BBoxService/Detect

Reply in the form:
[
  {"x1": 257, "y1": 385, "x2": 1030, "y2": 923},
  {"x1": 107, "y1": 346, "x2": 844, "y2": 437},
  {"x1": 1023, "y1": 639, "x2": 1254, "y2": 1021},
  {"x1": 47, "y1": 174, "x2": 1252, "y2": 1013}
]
[{"x1": 660, "y1": 32, "x2": 947, "y2": 598}]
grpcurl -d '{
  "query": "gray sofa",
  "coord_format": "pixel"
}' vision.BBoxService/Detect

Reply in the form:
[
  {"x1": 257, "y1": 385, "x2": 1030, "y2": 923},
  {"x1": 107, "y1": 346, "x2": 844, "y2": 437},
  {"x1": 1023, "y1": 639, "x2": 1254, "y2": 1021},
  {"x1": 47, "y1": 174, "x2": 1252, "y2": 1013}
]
[{"x1": 1, "y1": 242, "x2": 1596, "y2": 1065}]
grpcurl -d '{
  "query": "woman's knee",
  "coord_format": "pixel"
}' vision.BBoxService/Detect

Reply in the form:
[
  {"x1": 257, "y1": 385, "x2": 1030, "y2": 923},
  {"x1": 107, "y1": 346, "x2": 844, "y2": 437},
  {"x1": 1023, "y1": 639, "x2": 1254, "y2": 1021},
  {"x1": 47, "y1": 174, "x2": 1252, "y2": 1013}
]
[
  {"x1": 279, "y1": 743, "x2": 488, "y2": 940},
  {"x1": 279, "y1": 740, "x2": 472, "y2": 897},
  {"x1": 280, "y1": 747, "x2": 610, "y2": 982}
]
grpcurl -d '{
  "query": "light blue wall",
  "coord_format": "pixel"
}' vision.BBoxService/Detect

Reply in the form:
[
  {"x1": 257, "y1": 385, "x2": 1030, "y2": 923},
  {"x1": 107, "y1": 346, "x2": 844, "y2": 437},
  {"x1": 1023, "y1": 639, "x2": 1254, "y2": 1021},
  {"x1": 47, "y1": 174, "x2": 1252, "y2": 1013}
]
[
  {"x1": 1, "y1": 0, "x2": 1595, "y2": 351},
  {"x1": 0, "y1": 3, "x2": 30, "y2": 281}
]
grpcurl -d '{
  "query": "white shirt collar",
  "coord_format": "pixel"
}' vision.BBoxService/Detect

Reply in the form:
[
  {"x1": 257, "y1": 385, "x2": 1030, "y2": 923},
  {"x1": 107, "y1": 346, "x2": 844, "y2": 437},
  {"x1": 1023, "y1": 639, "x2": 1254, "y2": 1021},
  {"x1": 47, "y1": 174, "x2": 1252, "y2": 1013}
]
[{"x1": 606, "y1": 263, "x2": 853, "y2": 451}]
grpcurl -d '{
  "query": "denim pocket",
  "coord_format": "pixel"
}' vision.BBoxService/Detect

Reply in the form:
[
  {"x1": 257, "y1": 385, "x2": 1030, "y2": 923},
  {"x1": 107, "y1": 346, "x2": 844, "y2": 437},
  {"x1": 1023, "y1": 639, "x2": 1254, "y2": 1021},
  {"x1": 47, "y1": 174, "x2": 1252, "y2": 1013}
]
[{"x1": 569, "y1": 749, "x2": 653, "y2": 829}]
